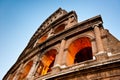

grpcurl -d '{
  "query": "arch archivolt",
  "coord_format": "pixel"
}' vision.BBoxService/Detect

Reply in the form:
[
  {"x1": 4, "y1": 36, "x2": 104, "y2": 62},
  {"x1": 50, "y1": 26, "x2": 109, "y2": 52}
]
[
  {"x1": 35, "y1": 47, "x2": 58, "y2": 76},
  {"x1": 37, "y1": 33, "x2": 48, "y2": 44},
  {"x1": 22, "y1": 57, "x2": 35, "y2": 67},
  {"x1": 42, "y1": 44, "x2": 60, "y2": 56},
  {"x1": 53, "y1": 23, "x2": 66, "y2": 34},
  {"x1": 64, "y1": 33, "x2": 95, "y2": 66},
  {"x1": 17, "y1": 60, "x2": 33, "y2": 80},
  {"x1": 65, "y1": 33, "x2": 94, "y2": 49}
]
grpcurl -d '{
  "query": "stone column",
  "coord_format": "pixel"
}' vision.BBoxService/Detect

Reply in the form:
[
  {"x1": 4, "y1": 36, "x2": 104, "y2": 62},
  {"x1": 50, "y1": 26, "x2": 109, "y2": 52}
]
[
  {"x1": 33, "y1": 61, "x2": 40, "y2": 77},
  {"x1": 26, "y1": 56, "x2": 39, "y2": 80},
  {"x1": 13, "y1": 63, "x2": 24, "y2": 80},
  {"x1": 93, "y1": 22, "x2": 108, "y2": 61},
  {"x1": 61, "y1": 39, "x2": 71, "y2": 67},
  {"x1": 94, "y1": 24, "x2": 104, "y2": 52},
  {"x1": 52, "y1": 39, "x2": 66, "y2": 73}
]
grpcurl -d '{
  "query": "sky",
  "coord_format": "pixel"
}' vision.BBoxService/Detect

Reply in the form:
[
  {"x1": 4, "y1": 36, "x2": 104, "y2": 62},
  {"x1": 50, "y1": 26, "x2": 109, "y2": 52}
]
[{"x1": 0, "y1": 0, "x2": 120, "y2": 79}]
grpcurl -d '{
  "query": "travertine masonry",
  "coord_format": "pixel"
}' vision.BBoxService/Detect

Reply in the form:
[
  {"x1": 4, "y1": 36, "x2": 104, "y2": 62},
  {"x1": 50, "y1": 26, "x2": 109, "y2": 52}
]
[{"x1": 3, "y1": 8, "x2": 120, "y2": 80}]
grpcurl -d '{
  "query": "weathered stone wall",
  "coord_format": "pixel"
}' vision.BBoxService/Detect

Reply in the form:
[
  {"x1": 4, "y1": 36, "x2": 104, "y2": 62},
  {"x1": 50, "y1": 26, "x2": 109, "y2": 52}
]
[
  {"x1": 107, "y1": 30, "x2": 120, "y2": 54},
  {"x1": 47, "y1": 59, "x2": 120, "y2": 80},
  {"x1": 3, "y1": 8, "x2": 120, "y2": 80}
]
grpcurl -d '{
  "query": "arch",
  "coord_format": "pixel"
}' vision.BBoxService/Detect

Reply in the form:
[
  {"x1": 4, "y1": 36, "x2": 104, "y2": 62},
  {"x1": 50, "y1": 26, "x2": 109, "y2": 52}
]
[
  {"x1": 37, "y1": 34, "x2": 48, "y2": 44},
  {"x1": 54, "y1": 24, "x2": 65, "y2": 34},
  {"x1": 67, "y1": 37, "x2": 93, "y2": 65},
  {"x1": 18, "y1": 61, "x2": 33, "y2": 80},
  {"x1": 36, "y1": 49, "x2": 57, "y2": 76}
]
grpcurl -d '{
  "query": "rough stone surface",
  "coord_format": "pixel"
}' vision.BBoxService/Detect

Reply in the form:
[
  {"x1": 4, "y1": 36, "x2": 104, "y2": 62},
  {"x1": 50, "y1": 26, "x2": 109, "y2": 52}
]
[{"x1": 3, "y1": 8, "x2": 120, "y2": 80}]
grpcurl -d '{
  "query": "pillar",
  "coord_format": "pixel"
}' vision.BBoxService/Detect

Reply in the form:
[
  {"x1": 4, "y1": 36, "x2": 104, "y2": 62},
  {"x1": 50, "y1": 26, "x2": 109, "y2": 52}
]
[
  {"x1": 94, "y1": 24, "x2": 104, "y2": 52},
  {"x1": 60, "y1": 38, "x2": 73, "y2": 66},
  {"x1": 93, "y1": 22, "x2": 108, "y2": 61},
  {"x1": 52, "y1": 39, "x2": 66, "y2": 73},
  {"x1": 26, "y1": 56, "x2": 39, "y2": 80}
]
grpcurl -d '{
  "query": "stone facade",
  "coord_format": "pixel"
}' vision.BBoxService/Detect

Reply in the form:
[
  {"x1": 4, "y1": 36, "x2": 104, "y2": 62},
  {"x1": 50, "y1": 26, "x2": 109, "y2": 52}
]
[{"x1": 3, "y1": 8, "x2": 120, "y2": 80}]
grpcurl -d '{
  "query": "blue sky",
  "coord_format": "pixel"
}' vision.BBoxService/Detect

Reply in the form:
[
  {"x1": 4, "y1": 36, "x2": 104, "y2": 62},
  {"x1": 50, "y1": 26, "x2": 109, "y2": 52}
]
[{"x1": 0, "y1": 0, "x2": 120, "y2": 79}]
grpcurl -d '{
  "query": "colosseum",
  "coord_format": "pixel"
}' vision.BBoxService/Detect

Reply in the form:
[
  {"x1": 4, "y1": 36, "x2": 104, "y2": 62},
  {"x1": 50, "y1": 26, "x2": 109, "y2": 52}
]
[{"x1": 3, "y1": 8, "x2": 120, "y2": 80}]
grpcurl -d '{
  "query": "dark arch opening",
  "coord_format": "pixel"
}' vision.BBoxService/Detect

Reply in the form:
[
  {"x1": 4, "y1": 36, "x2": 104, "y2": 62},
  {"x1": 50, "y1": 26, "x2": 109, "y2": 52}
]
[
  {"x1": 54, "y1": 24, "x2": 65, "y2": 34},
  {"x1": 47, "y1": 60, "x2": 55, "y2": 72},
  {"x1": 37, "y1": 34, "x2": 48, "y2": 44},
  {"x1": 18, "y1": 61, "x2": 33, "y2": 80},
  {"x1": 36, "y1": 49, "x2": 57, "y2": 76},
  {"x1": 74, "y1": 47, "x2": 92, "y2": 63},
  {"x1": 67, "y1": 37, "x2": 93, "y2": 65}
]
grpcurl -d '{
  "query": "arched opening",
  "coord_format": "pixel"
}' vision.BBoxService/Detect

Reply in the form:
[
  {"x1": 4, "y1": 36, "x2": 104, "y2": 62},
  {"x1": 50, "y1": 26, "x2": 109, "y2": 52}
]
[
  {"x1": 37, "y1": 34, "x2": 48, "y2": 44},
  {"x1": 74, "y1": 47, "x2": 92, "y2": 63},
  {"x1": 36, "y1": 49, "x2": 57, "y2": 76},
  {"x1": 54, "y1": 24, "x2": 65, "y2": 34},
  {"x1": 18, "y1": 61, "x2": 33, "y2": 80},
  {"x1": 67, "y1": 37, "x2": 93, "y2": 66}
]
